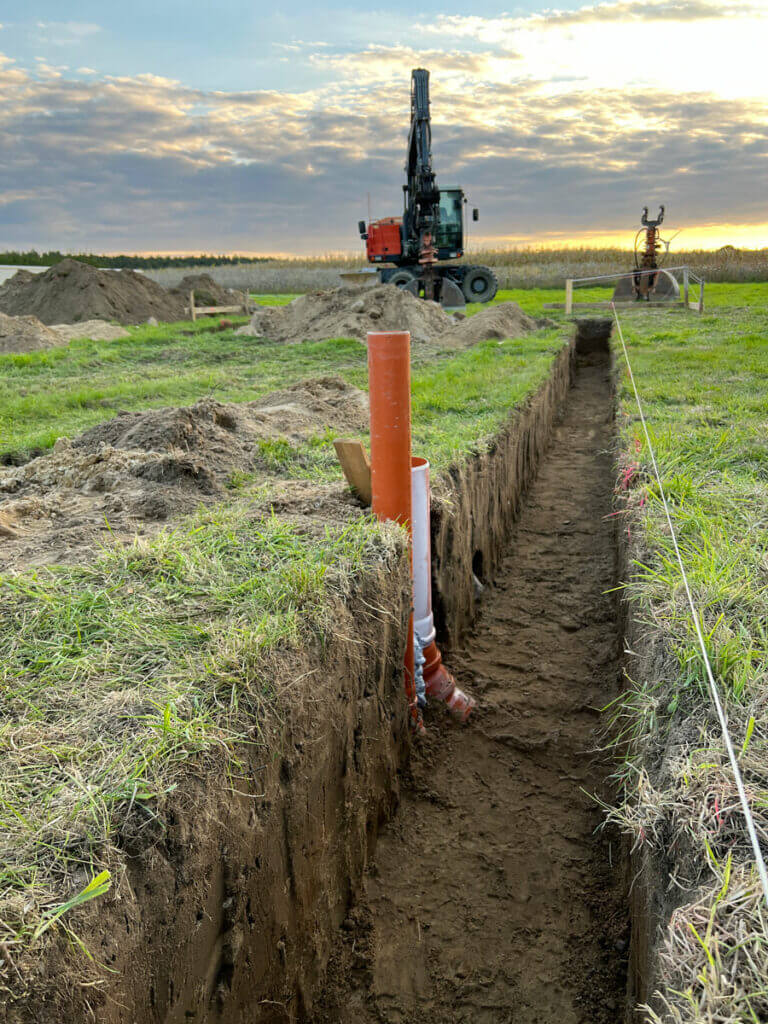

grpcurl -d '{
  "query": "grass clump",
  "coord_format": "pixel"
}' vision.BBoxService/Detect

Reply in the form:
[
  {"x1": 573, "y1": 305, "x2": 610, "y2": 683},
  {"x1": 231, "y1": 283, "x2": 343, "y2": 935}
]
[
  {"x1": 605, "y1": 301, "x2": 768, "y2": 1022},
  {"x1": 0, "y1": 503, "x2": 398, "y2": 947}
]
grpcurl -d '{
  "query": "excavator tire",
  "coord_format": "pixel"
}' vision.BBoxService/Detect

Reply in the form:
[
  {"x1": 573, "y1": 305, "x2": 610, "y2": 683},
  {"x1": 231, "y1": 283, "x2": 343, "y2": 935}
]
[
  {"x1": 388, "y1": 269, "x2": 417, "y2": 288},
  {"x1": 462, "y1": 266, "x2": 498, "y2": 303}
]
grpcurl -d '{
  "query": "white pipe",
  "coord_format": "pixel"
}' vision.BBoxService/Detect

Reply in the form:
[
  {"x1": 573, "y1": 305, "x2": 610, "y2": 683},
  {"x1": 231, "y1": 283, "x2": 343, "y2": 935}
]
[{"x1": 411, "y1": 457, "x2": 436, "y2": 649}]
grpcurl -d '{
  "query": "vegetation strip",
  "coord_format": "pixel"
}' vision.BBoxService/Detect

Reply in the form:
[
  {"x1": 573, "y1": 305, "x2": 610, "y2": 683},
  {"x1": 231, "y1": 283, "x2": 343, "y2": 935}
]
[
  {"x1": 612, "y1": 304, "x2": 768, "y2": 909},
  {"x1": 606, "y1": 295, "x2": 768, "y2": 1022}
]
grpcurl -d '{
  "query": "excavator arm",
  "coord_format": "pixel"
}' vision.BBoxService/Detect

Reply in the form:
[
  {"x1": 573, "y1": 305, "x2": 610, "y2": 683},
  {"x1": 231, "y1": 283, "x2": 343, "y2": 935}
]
[{"x1": 403, "y1": 68, "x2": 441, "y2": 259}]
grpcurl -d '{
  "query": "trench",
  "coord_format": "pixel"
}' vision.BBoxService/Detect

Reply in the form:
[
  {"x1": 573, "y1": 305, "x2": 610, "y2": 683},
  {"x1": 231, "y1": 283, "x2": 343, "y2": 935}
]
[{"x1": 312, "y1": 328, "x2": 629, "y2": 1023}]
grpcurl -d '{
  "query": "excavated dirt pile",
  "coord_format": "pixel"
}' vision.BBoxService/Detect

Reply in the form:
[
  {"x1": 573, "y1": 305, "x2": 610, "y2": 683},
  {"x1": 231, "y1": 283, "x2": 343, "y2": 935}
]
[
  {"x1": 0, "y1": 311, "x2": 61, "y2": 354},
  {"x1": 238, "y1": 285, "x2": 537, "y2": 347},
  {"x1": 0, "y1": 311, "x2": 130, "y2": 354},
  {"x1": 0, "y1": 376, "x2": 368, "y2": 568},
  {"x1": 170, "y1": 273, "x2": 241, "y2": 307},
  {"x1": 0, "y1": 260, "x2": 239, "y2": 326}
]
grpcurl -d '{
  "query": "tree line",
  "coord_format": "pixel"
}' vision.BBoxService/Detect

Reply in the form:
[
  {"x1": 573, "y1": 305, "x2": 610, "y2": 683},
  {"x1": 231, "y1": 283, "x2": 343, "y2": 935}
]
[{"x1": 0, "y1": 251, "x2": 271, "y2": 269}]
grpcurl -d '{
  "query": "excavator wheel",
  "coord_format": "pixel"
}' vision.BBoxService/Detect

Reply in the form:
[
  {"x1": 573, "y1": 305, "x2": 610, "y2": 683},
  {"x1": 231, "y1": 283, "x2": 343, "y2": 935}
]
[
  {"x1": 388, "y1": 269, "x2": 417, "y2": 289},
  {"x1": 462, "y1": 266, "x2": 498, "y2": 303}
]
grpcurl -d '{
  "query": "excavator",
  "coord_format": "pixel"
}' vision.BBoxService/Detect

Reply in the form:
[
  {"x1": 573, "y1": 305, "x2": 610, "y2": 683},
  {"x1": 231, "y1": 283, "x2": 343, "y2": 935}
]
[{"x1": 357, "y1": 68, "x2": 498, "y2": 309}]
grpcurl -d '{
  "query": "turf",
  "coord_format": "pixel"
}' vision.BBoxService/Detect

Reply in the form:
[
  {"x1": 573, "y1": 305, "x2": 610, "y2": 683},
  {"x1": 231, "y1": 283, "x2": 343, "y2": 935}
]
[
  {"x1": 604, "y1": 298, "x2": 768, "y2": 1022},
  {"x1": 0, "y1": 304, "x2": 565, "y2": 951}
]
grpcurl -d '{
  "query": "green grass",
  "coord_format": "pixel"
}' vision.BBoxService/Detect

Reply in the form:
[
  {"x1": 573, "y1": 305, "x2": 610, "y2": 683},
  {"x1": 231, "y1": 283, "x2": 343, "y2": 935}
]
[
  {"x1": 604, "y1": 299, "x2": 768, "y2": 1022},
  {"x1": 0, "y1": 301, "x2": 566, "y2": 953},
  {"x1": 0, "y1": 504, "x2": 401, "y2": 945}
]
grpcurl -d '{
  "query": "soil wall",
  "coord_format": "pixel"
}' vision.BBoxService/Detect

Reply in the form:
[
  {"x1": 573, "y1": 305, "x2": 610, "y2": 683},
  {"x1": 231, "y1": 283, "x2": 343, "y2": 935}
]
[
  {"x1": 7, "y1": 334, "x2": 579, "y2": 1024},
  {"x1": 431, "y1": 341, "x2": 575, "y2": 646}
]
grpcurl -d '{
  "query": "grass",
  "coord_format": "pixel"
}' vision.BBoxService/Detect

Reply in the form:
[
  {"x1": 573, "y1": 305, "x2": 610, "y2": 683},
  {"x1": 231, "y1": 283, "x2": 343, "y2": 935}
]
[
  {"x1": 0, "y1": 504, "x2": 402, "y2": 948},
  {"x1": 0, "y1": 302, "x2": 566, "y2": 959},
  {"x1": 602, "y1": 297, "x2": 768, "y2": 1022}
]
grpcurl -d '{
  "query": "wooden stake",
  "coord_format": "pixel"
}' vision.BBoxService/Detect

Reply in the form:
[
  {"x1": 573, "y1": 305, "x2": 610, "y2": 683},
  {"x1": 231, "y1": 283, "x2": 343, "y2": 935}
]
[
  {"x1": 565, "y1": 279, "x2": 573, "y2": 315},
  {"x1": 189, "y1": 290, "x2": 196, "y2": 322},
  {"x1": 333, "y1": 439, "x2": 372, "y2": 506}
]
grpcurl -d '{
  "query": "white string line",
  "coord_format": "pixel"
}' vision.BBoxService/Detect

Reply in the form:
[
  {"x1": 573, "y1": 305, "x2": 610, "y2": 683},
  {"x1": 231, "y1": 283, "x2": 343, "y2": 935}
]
[{"x1": 611, "y1": 302, "x2": 768, "y2": 911}]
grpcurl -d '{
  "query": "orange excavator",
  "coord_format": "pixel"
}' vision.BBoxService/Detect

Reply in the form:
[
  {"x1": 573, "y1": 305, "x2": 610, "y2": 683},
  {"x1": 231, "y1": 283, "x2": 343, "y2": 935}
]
[{"x1": 357, "y1": 69, "x2": 498, "y2": 309}]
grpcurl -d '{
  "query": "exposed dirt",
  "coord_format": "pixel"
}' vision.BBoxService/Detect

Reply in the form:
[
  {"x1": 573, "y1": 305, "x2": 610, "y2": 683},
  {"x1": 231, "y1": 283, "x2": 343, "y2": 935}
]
[
  {"x1": 0, "y1": 310, "x2": 61, "y2": 353},
  {"x1": 238, "y1": 286, "x2": 537, "y2": 348},
  {"x1": 170, "y1": 273, "x2": 242, "y2": 308},
  {"x1": 0, "y1": 376, "x2": 368, "y2": 568},
  {"x1": 313, "y1": 344, "x2": 628, "y2": 1023},
  {"x1": 0, "y1": 260, "x2": 239, "y2": 325},
  {"x1": 0, "y1": 311, "x2": 131, "y2": 353}
]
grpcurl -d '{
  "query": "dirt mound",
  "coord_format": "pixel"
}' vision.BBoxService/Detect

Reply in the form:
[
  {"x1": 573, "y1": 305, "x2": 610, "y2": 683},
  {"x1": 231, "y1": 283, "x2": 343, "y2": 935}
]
[
  {"x1": 238, "y1": 285, "x2": 451, "y2": 345},
  {"x1": 0, "y1": 377, "x2": 368, "y2": 568},
  {"x1": 0, "y1": 311, "x2": 131, "y2": 353},
  {"x1": 444, "y1": 301, "x2": 538, "y2": 345},
  {"x1": 50, "y1": 321, "x2": 130, "y2": 342},
  {"x1": 0, "y1": 311, "x2": 62, "y2": 354},
  {"x1": 238, "y1": 286, "x2": 539, "y2": 348},
  {"x1": 170, "y1": 274, "x2": 239, "y2": 307},
  {"x1": 0, "y1": 259, "x2": 187, "y2": 325}
]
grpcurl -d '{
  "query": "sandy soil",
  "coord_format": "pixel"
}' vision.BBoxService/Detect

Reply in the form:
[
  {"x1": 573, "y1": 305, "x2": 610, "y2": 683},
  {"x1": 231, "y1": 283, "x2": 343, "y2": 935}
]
[{"x1": 312, "y1": 349, "x2": 628, "y2": 1023}]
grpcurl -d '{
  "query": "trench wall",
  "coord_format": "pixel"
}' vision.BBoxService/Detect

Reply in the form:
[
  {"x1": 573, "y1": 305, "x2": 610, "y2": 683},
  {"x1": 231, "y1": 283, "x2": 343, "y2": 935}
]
[{"x1": 9, "y1": 333, "x2": 578, "y2": 1024}]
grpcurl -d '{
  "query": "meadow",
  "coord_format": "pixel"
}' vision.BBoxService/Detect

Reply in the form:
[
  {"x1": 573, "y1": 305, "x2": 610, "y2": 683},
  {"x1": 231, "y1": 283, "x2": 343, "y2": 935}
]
[{"x1": 1, "y1": 281, "x2": 766, "y2": 1023}]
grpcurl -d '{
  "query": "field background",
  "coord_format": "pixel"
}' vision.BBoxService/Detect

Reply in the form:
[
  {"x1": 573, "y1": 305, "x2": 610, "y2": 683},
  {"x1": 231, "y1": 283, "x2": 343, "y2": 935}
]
[{"x1": 139, "y1": 247, "x2": 768, "y2": 292}]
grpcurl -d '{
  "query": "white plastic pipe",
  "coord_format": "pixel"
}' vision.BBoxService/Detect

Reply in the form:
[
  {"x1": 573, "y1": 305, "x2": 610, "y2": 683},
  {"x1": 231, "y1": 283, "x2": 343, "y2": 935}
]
[{"x1": 411, "y1": 457, "x2": 436, "y2": 648}]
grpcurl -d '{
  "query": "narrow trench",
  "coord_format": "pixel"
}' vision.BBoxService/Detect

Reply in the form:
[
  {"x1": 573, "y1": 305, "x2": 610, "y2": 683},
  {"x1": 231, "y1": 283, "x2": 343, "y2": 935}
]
[{"x1": 314, "y1": 333, "x2": 628, "y2": 1024}]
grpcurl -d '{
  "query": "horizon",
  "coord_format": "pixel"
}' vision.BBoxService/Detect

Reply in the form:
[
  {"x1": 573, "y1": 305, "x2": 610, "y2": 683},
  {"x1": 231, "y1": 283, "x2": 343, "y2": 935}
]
[{"x1": 1, "y1": 0, "x2": 766, "y2": 254}]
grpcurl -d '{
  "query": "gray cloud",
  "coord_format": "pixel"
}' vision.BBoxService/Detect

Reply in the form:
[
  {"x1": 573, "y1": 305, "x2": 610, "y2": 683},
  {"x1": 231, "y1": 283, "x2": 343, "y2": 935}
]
[{"x1": 0, "y1": 58, "x2": 765, "y2": 252}]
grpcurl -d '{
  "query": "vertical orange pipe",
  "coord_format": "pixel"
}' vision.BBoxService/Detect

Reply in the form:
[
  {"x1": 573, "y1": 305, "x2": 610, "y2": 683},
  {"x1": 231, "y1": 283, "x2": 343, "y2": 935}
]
[{"x1": 367, "y1": 331, "x2": 419, "y2": 727}]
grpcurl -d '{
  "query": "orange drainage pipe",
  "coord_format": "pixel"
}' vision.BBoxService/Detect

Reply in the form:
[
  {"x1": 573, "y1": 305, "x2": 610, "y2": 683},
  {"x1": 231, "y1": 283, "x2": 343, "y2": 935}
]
[{"x1": 367, "y1": 330, "x2": 421, "y2": 731}]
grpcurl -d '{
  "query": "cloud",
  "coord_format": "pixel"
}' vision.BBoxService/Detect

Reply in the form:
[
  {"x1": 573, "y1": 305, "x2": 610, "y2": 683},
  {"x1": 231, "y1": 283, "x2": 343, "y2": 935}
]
[
  {"x1": 34, "y1": 21, "x2": 102, "y2": 47},
  {"x1": 0, "y1": 0, "x2": 766, "y2": 252}
]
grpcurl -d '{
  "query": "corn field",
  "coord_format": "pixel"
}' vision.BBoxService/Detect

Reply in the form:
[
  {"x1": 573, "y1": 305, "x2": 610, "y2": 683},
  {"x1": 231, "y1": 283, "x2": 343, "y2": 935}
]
[{"x1": 142, "y1": 246, "x2": 768, "y2": 293}]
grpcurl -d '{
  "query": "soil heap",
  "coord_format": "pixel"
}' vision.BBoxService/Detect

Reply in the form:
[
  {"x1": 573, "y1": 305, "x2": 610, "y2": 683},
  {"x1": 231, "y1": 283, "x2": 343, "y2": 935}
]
[
  {"x1": 238, "y1": 285, "x2": 537, "y2": 348},
  {"x1": 0, "y1": 260, "x2": 186, "y2": 325},
  {"x1": 0, "y1": 311, "x2": 61, "y2": 354},
  {"x1": 0, "y1": 311, "x2": 131, "y2": 354},
  {"x1": 0, "y1": 376, "x2": 368, "y2": 567},
  {"x1": 170, "y1": 274, "x2": 241, "y2": 308}
]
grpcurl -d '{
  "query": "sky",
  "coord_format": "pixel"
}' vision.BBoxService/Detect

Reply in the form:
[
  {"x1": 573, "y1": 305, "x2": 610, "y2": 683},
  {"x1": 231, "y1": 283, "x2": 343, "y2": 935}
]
[{"x1": 0, "y1": 0, "x2": 766, "y2": 255}]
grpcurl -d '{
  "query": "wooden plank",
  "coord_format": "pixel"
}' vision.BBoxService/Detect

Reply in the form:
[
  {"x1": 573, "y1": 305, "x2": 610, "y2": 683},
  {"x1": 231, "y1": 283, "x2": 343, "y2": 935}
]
[
  {"x1": 191, "y1": 305, "x2": 244, "y2": 315},
  {"x1": 333, "y1": 439, "x2": 372, "y2": 506}
]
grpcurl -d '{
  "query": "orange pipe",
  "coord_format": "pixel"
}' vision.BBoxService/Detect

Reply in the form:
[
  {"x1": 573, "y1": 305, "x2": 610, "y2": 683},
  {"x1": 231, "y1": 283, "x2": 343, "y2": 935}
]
[{"x1": 367, "y1": 331, "x2": 420, "y2": 729}]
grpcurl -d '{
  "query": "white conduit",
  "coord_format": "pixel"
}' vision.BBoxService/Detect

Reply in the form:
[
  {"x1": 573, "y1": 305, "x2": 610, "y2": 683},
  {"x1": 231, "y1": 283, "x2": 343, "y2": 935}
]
[{"x1": 611, "y1": 303, "x2": 768, "y2": 911}]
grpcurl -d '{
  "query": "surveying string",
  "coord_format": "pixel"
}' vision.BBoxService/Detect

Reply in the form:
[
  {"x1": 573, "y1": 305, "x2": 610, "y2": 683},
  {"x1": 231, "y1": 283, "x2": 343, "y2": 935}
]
[{"x1": 610, "y1": 303, "x2": 768, "y2": 911}]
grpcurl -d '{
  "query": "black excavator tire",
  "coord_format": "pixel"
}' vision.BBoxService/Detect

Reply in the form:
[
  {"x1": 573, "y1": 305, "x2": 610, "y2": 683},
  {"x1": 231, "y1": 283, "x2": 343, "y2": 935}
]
[
  {"x1": 461, "y1": 266, "x2": 498, "y2": 303},
  {"x1": 387, "y1": 269, "x2": 417, "y2": 288}
]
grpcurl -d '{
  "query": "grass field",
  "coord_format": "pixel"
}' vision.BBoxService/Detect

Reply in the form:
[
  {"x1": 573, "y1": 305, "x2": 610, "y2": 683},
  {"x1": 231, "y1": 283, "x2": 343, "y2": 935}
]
[
  {"x1": 1, "y1": 282, "x2": 767, "y2": 1016},
  {"x1": 604, "y1": 294, "x2": 768, "y2": 1021},
  {"x1": 0, "y1": 304, "x2": 567, "y2": 951}
]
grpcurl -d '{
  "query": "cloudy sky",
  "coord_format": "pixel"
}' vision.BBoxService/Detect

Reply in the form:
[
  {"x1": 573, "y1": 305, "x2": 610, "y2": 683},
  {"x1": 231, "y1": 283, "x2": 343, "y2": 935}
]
[{"x1": 0, "y1": 0, "x2": 766, "y2": 254}]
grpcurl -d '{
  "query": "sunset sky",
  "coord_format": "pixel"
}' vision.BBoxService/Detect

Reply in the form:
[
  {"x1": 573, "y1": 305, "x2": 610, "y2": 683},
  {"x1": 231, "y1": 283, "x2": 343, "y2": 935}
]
[{"x1": 0, "y1": 0, "x2": 766, "y2": 255}]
